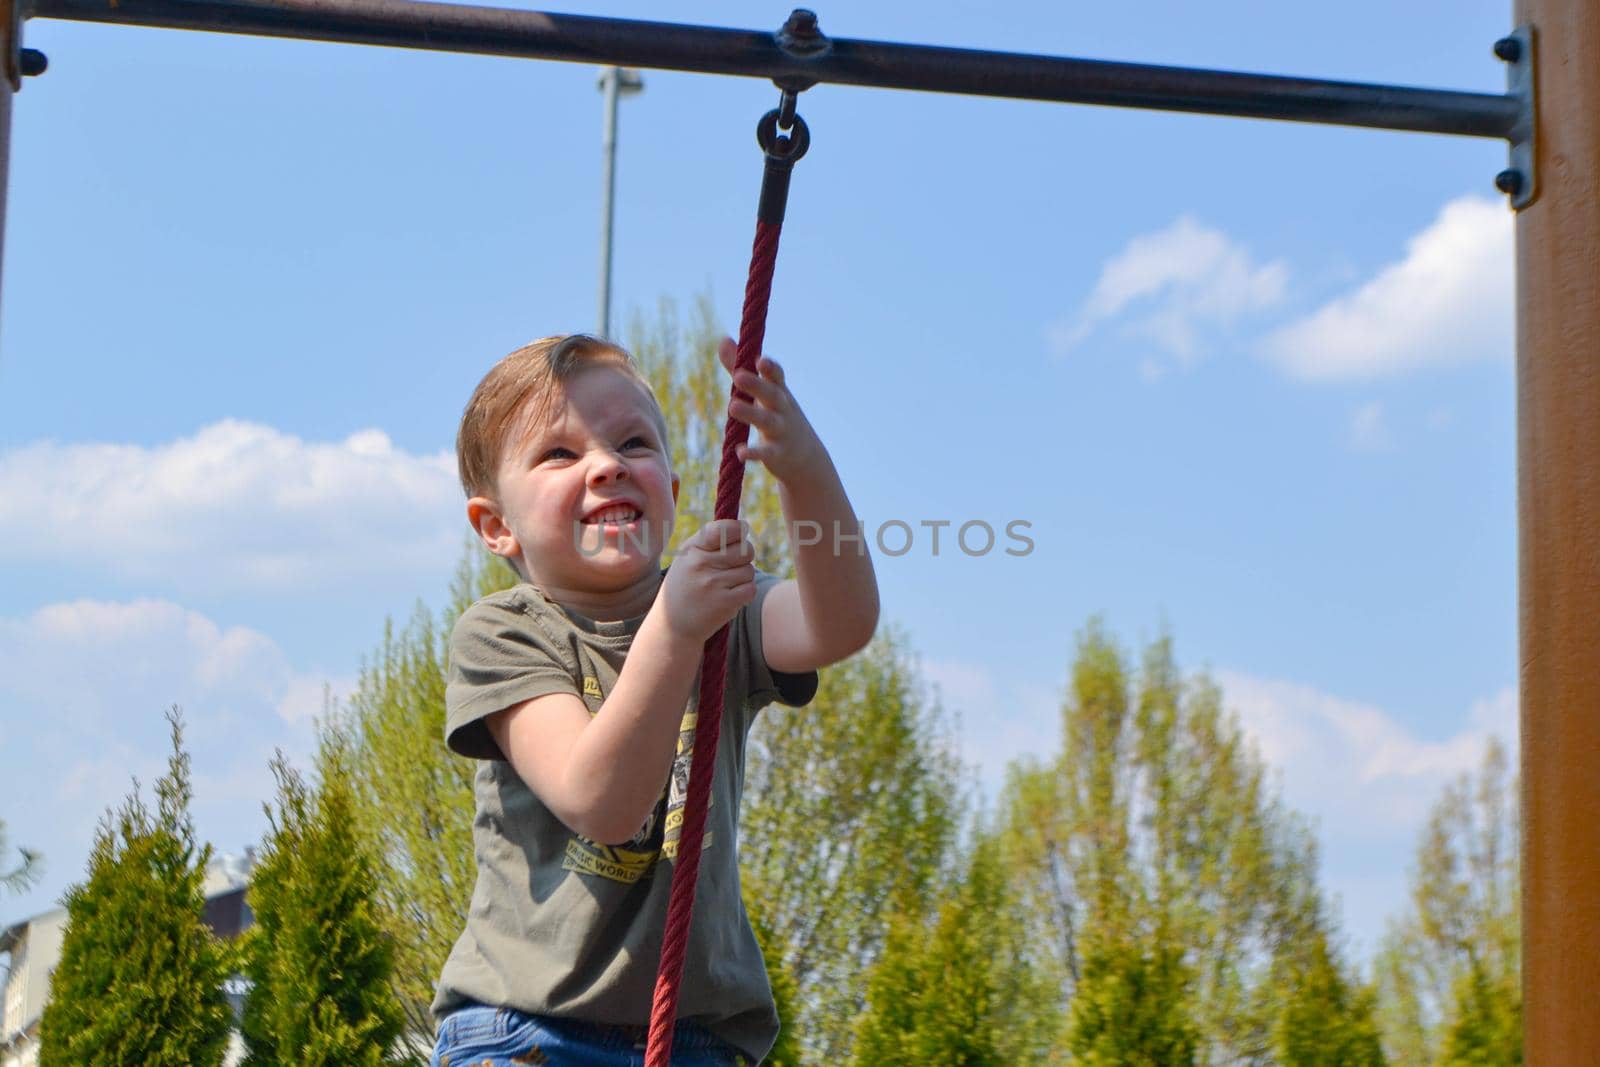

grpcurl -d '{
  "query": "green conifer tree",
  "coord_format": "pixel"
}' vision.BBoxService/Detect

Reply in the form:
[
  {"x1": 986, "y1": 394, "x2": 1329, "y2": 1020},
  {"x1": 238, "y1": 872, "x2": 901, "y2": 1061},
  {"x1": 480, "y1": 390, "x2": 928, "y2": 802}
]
[
  {"x1": 241, "y1": 739, "x2": 404, "y2": 1067},
  {"x1": 852, "y1": 833, "x2": 1054, "y2": 1066},
  {"x1": 746, "y1": 897, "x2": 803, "y2": 1067},
  {"x1": 1271, "y1": 927, "x2": 1386, "y2": 1066},
  {"x1": 323, "y1": 547, "x2": 514, "y2": 1055},
  {"x1": 1437, "y1": 958, "x2": 1522, "y2": 1067},
  {"x1": 1064, "y1": 935, "x2": 1198, "y2": 1067},
  {"x1": 38, "y1": 708, "x2": 232, "y2": 1067}
]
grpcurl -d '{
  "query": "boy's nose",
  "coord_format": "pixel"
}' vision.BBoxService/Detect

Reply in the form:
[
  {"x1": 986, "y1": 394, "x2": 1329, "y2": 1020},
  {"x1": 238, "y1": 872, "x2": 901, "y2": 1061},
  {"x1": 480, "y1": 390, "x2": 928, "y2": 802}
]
[{"x1": 587, "y1": 452, "x2": 629, "y2": 485}]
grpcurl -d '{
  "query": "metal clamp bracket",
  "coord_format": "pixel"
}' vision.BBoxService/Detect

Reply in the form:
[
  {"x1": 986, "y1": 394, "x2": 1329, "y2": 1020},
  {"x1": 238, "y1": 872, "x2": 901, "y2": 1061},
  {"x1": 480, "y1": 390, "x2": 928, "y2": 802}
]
[
  {"x1": 773, "y1": 8, "x2": 827, "y2": 96},
  {"x1": 1495, "y1": 25, "x2": 1535, "y2": 210},
  {"x1": 4, "y1": 0, "x2": 48, "y2": 90}
]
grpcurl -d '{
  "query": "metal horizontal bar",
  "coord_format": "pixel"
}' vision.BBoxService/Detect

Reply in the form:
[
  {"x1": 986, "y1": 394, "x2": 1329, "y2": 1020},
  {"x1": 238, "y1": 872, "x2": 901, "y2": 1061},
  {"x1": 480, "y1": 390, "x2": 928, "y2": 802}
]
[{"x1": 24, "y1": 0, "x2": 1520, "y2": 140}]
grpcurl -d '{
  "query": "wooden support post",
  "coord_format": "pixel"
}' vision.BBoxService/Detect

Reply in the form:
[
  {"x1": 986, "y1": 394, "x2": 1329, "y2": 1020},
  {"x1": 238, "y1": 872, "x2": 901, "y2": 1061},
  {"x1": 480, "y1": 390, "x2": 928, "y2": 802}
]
[{"x1": 1515, "y1": 0, "x2": 1600, "y2": 1063}]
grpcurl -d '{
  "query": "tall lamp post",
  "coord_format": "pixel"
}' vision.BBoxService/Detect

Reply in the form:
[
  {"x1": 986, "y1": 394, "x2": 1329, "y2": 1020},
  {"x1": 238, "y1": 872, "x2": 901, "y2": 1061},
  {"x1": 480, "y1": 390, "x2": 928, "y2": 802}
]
[{"x1": 597, "y1": 65, "x2": 643, "y2": 339}]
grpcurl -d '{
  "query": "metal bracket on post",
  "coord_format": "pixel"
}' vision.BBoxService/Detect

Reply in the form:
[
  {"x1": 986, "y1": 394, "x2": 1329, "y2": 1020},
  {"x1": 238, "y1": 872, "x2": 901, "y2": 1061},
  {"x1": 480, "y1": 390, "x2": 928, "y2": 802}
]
[
  {"x1": 4, "y1": 0, "x2": 48, "y2": 90},
  {"x1": 1495, "y1": 25, "x2": 1535, "y2": 210}
]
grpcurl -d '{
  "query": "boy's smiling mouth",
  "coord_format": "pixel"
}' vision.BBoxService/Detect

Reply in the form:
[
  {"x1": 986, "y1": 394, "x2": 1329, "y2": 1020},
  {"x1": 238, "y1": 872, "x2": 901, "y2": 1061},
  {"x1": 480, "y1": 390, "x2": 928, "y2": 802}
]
[{"x1": 581, "y1": 502, "x2": 644, "y2": 525}]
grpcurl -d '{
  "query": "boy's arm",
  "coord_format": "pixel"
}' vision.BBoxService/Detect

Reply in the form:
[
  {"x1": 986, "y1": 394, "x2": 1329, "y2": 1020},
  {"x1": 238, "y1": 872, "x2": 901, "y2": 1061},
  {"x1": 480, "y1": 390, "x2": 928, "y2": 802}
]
[
  {"x1": 721, "y1": 339, "x2": 879, "y2": 673},
  {"x1": 760, "y1": 460, "x2": 879, "y2": 673},
  {"x1": 486, "y1": 520, "x2": 755, "y2": 845}
]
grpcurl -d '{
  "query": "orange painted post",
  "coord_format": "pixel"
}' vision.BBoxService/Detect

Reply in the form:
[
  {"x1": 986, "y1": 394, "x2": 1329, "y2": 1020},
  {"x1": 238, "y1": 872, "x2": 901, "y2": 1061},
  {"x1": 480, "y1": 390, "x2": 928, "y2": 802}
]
[{"x1": 1514, "y1": 0, "x2": 1600, "y2": 1062}]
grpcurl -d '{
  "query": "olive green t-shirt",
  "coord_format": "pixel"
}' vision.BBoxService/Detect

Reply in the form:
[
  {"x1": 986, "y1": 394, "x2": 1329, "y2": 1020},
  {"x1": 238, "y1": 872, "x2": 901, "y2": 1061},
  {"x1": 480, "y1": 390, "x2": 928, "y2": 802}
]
[{"x1": 432, "y1": 571, "x2": 816, "y2": 1065}]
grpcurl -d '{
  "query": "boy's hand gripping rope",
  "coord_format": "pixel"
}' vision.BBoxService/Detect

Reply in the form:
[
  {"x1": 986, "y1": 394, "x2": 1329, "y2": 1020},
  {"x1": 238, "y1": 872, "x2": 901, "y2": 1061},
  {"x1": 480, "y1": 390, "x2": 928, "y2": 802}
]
[{"x1": 644, "y1": 87, "x2": 810, "y2": 1067}]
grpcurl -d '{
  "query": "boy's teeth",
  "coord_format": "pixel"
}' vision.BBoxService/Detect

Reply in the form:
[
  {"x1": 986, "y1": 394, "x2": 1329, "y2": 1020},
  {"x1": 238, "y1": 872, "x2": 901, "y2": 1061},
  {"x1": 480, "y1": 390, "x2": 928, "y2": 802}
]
[{"x1": 587, "y1": 505, "x2": 639, "y2": 524}]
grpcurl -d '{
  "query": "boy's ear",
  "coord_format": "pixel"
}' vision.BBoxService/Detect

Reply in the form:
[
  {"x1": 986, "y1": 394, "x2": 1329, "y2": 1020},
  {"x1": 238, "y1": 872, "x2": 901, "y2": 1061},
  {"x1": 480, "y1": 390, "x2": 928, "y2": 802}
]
[{"x1": 467, "y1": 496, "x2": 520, "y2": 561}]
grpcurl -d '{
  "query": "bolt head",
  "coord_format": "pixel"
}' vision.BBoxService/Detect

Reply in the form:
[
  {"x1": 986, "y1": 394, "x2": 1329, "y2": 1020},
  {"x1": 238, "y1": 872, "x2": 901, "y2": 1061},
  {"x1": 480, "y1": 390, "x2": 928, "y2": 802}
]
[
  {"x1": 785, "y1": 8, "x2": 820, "y2": 35},
  {"x1": 1493, "y1": 36, "x2": 1521, "y2": 62},
  {"x1": 1495, "y1": 169, "x2": 1523, "y2": 196},
  {"x1": 19, "y1": 48, "x2": 48, "y2": 77},
  {"x1": 776, "y1": 7, "x2": 828, "y2": 58}
]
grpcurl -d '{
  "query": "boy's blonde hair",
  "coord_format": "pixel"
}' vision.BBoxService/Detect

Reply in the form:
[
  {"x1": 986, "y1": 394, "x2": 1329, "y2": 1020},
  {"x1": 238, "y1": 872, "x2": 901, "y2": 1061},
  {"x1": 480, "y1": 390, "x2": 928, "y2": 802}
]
[{"x1": 457, "y1": 334, "x2": 664, "y2": 500}]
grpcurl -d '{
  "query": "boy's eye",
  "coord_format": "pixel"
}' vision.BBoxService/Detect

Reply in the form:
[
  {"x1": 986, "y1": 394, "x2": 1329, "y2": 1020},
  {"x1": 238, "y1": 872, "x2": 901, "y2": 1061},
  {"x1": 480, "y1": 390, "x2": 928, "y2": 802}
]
[
  {"x1": 622, "y1": 436, "x2": 652, "y2": 451},
  {"x1": 541, "y1": 447, "x2": 576, "y2": 462}
]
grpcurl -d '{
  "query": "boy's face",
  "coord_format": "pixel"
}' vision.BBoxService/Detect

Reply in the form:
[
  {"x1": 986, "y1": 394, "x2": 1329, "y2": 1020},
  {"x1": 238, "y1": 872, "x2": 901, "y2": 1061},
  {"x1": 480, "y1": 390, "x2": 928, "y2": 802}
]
[{"x1": 471, "y1": 363, "x2": 679, "y2": 596}]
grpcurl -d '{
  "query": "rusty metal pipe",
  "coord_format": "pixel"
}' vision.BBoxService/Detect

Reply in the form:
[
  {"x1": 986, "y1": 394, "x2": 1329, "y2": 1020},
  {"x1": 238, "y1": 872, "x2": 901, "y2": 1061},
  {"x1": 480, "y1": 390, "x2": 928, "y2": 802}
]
[{"x1": 24, "y1": 0, "x2": 1519, "y2": 140}]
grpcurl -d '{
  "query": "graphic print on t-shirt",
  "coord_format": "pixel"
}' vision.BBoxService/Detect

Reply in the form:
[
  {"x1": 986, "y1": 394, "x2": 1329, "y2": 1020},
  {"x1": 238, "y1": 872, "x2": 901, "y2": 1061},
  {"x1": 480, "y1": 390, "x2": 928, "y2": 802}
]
[
  {"x1": 560, "y1": 699, "x2": 713, "y2": 884},
  {"x1": 662, "y1": 709, "x2": 714, "y2": 860}
]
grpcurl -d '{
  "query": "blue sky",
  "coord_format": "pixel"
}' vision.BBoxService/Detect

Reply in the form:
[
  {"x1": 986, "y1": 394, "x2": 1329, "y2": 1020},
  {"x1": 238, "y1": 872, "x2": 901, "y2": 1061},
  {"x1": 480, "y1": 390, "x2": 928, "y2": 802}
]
[{"x1": 1, "y1": 0, "x2": 1517, "y2": 964}]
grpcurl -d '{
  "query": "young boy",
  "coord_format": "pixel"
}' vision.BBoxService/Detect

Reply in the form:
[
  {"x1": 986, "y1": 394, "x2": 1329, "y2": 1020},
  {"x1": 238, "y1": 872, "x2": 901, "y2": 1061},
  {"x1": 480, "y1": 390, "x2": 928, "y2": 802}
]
[{"x1": 430, "y1": 333, "x2": 878, "y2": 1067}]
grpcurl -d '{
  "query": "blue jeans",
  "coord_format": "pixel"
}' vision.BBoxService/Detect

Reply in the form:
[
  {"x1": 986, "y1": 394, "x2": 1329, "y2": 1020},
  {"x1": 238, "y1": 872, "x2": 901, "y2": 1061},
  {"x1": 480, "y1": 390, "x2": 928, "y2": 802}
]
[{"x1": 430, "y1": 1004, "x2": 752, "y2": 1067}]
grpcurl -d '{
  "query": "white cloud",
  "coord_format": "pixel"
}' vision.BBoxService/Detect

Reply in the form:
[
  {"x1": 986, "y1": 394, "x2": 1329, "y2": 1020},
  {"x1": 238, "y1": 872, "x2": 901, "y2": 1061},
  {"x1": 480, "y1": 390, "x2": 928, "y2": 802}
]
[
  {"x1": 1209, "y1": 671, "x2": 1517, "y2": 958},
  {"x1": 0, "y1": 599, "x2": 344, "y2": 730},
  {"x1": 0, "y1": 420, "x2": 461, "y2": 593},
  {"x1": 1215, "y1": 670, "x2": 1517, "y2": 829},
  {"x1": 921, "y1": 657, "x2": 1059, "y2": 798},
  {"x1": 0, "y1": 598, "x2": 345, "y2": 925},
  {"x1": 1466, "y1": 684, "x2": 1517, "y2": 740},
  {"x1": 275, "y1": 674, "x2": 354, "y2": 725},
  {"x1": 1260, "y1": 196, "x2": 1513, "y2": 381},
  {"x1": 1348, "y1": 401, "x2": 1391, "y2": 451},
  {"x1": 1053, "y1": 216, "x2": 1288, "y2": 368}
]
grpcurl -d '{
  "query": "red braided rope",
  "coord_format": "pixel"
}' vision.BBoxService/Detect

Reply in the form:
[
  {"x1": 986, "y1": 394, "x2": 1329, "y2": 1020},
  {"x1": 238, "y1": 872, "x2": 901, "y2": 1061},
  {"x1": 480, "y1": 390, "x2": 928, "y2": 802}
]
[{"x1": 644, "y1": 218, "x2": 784, "y2": 1067}]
